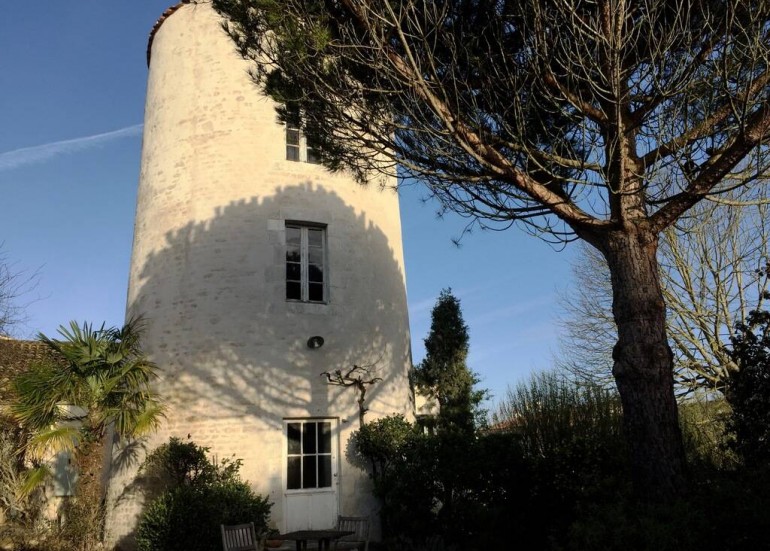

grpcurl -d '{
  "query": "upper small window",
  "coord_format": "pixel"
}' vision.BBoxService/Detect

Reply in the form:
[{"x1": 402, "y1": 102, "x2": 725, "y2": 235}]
[
  {"x1": 285, "y1": 105, "x2": 320, "y2": 164},
  {"x1": 286, "y1": 224, "x2": 326, "y2": 302}
]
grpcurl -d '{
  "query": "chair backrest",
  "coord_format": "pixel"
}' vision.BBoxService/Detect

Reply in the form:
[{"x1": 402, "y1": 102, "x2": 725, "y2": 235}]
[
  {"x1": 337, "y1": 515, "x2": 370, "y2": 546},
  {"x1": 221, "y1": 522, "x2": 259, "y2": 551}
]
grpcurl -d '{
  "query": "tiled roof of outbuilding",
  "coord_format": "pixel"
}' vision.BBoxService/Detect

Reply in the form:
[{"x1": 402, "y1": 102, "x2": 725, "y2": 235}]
[{"x1": 0, "y1": 337, "x2": 62, "y2": 401}]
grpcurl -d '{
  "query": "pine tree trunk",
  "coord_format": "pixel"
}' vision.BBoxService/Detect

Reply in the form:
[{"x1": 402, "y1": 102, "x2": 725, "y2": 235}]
[{"x1": 599, "y1": 226, "x2": 686, "y2": 502}]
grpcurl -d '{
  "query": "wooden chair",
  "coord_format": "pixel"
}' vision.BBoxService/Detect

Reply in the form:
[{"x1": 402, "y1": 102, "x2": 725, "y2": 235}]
[
  {"x1": 334, "y1": 515, "x2": 370, "y2": 551},
  {"x1": 221, "y1": 522, "x2": 260, "y2": 551}
]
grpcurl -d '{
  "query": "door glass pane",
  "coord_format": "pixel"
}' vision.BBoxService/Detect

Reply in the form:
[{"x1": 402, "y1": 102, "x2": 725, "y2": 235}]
[
  {"x1": 318, "y1": 455, "x2": 332, "y2": 488},
  {"x1": 287, "y1": 423, "x2": 301, "y2": 454},
  {"x1": 318, "y1": 422, "x2": 331, "y2": 453},
  {"x1": 287, "y1": 456, "x2": 301, "y2": 490},
  {"x1": 303, "y1": 423, "x2": 316, "y2": 454},
  {"x1": 302, "y1": 456, "x2": 317, "y2": 488}
]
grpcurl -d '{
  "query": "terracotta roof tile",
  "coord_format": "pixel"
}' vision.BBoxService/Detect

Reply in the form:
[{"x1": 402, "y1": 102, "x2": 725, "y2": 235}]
[
  {"x1": 147, "y1": 1, "x2": 194, "y2": 67},
  {"x1": 0, "y1": 338, "x2": 63, "y2": 401}
]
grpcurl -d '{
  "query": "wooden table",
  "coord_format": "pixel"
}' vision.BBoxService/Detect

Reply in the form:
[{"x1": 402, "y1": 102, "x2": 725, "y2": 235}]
[{"x1": 278, "y1": 529, "x2": 355, "y2": 551}]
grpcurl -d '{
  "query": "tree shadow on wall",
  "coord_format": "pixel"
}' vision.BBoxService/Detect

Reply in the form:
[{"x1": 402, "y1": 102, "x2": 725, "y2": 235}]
[{"x1": 108, "y1": 182, "x2": 412, "y2": 549}]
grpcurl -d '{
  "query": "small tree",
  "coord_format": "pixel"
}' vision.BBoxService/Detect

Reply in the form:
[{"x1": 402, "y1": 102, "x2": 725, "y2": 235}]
[
  {"x1": 11, "y1": 319, "x2": 164, "y2": 550},
  {"x1": 415, "y1": 289, "x2": 485, "y2": 434}
]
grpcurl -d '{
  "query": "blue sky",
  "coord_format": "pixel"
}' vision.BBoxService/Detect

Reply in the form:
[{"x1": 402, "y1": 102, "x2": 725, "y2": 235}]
[{"x1": 0, "y1": 1, "x2": 577, "y2": 410}]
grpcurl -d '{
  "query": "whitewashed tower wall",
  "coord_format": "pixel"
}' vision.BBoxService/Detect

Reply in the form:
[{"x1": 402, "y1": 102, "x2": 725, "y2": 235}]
[{"x1": 104, "y1": 2, "x2": 414, "y2": 547}]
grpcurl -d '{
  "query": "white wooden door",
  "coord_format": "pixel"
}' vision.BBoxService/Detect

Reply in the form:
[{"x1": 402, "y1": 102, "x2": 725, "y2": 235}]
[{"x1": 283, "y1": 419, "x2": 339, "y2": 531}]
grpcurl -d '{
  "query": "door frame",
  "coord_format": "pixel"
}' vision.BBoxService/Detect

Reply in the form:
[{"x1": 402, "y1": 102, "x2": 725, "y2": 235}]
[{"x1": 282, "y1": 417, "x2": 340, "y2": 531}]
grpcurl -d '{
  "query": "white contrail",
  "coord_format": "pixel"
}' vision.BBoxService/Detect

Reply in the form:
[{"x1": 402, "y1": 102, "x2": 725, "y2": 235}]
[{"x1": 0, "y1": 124, "x2": 143, "y2": 172}]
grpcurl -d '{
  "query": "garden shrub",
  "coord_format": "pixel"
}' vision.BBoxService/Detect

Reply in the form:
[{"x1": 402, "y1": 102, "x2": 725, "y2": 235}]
[
  {"x1": 356, "y1": 374, "x2": 632, "y2": 551},
  {"x1": 356, "y1": 371, "x2": 770, "y2": 551},
  {"x1": 725, "y1": 288, "x2": 770, "y2": 469},
  {"x1": 136, "y1": 438, "x2": 271, "y2": 551}
]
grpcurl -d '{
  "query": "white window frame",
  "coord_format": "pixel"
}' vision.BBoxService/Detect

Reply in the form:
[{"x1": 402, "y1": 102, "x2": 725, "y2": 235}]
[
  {"x1": 284, "y1": 419, "x2": 336, "y2": 492},
  {"x1": 285, "y1": 223, "x2": 326, "y2": 303},
  {"x1": 285, "y1": 106, "x2": 320, "y2": 164}
]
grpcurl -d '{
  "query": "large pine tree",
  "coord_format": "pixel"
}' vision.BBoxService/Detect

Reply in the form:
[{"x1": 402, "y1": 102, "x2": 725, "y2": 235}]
[{"x1": 213, "y1": 0, "x2": 770, "y2": 501}]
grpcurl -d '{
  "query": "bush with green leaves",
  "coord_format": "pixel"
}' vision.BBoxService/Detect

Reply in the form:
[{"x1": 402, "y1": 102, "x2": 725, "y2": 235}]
[
  {"x1": 355, "y1": 374, "x2": 632, "y2": 550},
  {"x1": 355, "y1": 373, "x2": 770, "y2": 550},
  {"x1": 726, "y1": 285, "x2": 770, "y2": 469},
  {"x1": 136, "y1": 438, "x2": 271, "y2": 551}
]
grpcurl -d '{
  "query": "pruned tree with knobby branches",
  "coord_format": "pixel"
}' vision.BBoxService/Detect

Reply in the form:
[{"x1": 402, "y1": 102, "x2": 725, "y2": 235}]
[
  {"x1": 212, "y1": 0, "x2": 770, "y2": 502},
  {"x1": 322, "y1": 364, "x2": 382, "y2": 425}
]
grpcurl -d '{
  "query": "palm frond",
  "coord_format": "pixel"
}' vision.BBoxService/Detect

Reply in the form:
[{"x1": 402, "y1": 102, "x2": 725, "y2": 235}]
[
  {"x1": 19, "y1": 465, "x2": 51, "y2": 497},
  {"x1": 25, "y1": 425, "x2": 81, "y2": 460},
  {"x1": 112, "y1": 398, "x2": 166, "y2": 439},
  {"x1": 17, "y1": 318, "x2": 163, "y2": 471}
]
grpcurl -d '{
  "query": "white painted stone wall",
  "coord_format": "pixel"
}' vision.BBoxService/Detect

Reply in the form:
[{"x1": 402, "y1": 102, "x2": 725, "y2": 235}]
[{"x1": 104, "y1": 3, "x2": 414, "y2": 548}]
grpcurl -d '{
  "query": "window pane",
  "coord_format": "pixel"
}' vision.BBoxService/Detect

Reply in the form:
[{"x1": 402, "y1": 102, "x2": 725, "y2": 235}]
[
  {"x1": 318, "y1": 422, "x2": 331, "y2": 453},
  {"x1": 286, "y1": 262, "x2": 301, "y2": 281},
  {"x1": 308, "y1": 283, "x2": 324, "y2": 302},
  {"x1": 288, "y1": 423, "x2": 301, "y2": 454},
  {"x1": 303, "y1": 423, "x2": 316, "y2": 454},
  {"x1": 286, "y1": 105, "x2": 301, "y2": 127},
  {"x1": 302, "y1": 456, "x2": 317, "y2": 489},
  {"x1": 287, "y1": 456, "x2": 301, "y2": 490},
  {"x1": 286, "y1": 227, "x2": 301, "y2": 246},
  {"x1": 308, "y1": 248, "x2": 323, "y2": 266},
  {"x1": 308, "y1": 264, "x2": 323, "y2": 283},
  {"x1": 286, "y1": 129, "x2": 300, "y2": 146},
  {"x1": 308, "y1": 228, "x2": 323, "y2": 248},
  {"x1": 286, "y1": 281, "x2": 301, "y2": 300},
  {"x1": 307, "y1": 147, "x2": 320, "y2": 164},
  {"x1": 318, "y1": 455, "x2": 332, "y2": 488},
  {"x1": 286, "y1": 249, "x2": 301, "y2": 263},
  {"x1": 286, "y1": 145, "x2": 300, "y2": 161}
]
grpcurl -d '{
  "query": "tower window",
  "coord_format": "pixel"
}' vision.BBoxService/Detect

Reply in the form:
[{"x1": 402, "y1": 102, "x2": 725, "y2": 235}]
[
  {"x1": 285, "y1": 105, "x2": 320, "y2": 164},
  {"x1": 286, "y1": 224, "x2": 326, "y2": 302}
]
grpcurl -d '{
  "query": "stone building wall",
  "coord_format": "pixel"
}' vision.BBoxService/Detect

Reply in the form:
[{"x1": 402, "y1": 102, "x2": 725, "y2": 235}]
[{"x1": 104, "y1": 3, "x2": 414, "y2": 548}]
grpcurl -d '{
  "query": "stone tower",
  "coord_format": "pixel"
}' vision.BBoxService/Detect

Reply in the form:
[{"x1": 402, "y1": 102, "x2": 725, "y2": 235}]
[{"x1": 104, "y1": 1, "x2": 413, "y2": 546}]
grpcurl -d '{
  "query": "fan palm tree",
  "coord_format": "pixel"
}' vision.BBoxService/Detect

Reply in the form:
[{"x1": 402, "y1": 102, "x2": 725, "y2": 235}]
[{"x1": 11, "y1": 318, "x2": 164, "y2": 549}]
